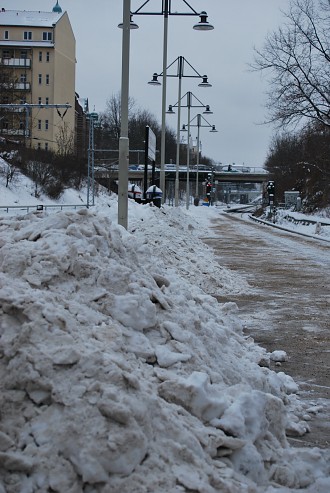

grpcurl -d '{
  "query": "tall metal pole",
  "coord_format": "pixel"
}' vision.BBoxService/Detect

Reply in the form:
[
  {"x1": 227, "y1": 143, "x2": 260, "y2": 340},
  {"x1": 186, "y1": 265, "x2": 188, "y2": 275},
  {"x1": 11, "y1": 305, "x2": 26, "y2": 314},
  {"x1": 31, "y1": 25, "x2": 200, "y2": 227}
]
[
  {"x1": 174, "y1": 57, "x2": 183, "y2": 207},
  {"x1": 186, "y1": 92, "x2": 191, "y2": 210},
  {"x1": 195, "y1": 113, "x2": 201, "y2": 196},
  {"x1": 87, "y1": 121, "x2": 91, "y2": 208},
  {"x1": 92, "y1": 119, "x2": 95, "y2": 206},
  {"x1": 118, "y1": 0, "x2": 130, "y2": 229},
  {"x1": 160, "y1": 0, "x2": 168, "y2": 203}
]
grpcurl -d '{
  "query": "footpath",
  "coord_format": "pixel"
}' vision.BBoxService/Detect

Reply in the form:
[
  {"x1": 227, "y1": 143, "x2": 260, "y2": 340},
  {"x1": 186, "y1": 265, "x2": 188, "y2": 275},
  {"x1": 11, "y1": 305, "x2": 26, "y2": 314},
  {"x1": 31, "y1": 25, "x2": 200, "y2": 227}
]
[{"x1": 203, "y1": 211, "x2": 330, "y2": 448}]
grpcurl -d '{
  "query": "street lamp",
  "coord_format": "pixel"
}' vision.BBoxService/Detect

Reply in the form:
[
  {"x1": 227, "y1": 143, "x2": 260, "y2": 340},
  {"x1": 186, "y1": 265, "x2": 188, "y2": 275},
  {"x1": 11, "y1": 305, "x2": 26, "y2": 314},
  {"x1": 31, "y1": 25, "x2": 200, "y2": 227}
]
[
  {"x1": 168, "y1": 92, "x2": 213, "y2": 210},
  {"x1": 118, "y1": 0, "x2": 131, "y2": 229},
  {"x1": 150, "y1": 57, "x2": 212, "y2": 206},
  {"x1": 181, "y1": 113, "x2": 218, "y2": 198},
  {"x1": 87, "y1": 111, "x2": 99, "y2": 208},
  {"x1": 120, "y1": 1, "x2": 214, "y2": 206}
]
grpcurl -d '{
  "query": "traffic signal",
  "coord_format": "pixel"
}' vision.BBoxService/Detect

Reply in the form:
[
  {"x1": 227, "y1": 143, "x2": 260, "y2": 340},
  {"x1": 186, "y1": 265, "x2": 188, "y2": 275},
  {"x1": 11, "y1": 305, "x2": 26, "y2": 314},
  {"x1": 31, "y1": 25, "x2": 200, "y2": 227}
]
[
  {"x1": 206, "y1": 182, "x2": 212, "y2": 195},
  {"x1": 267, "y1": 181, "x2": 275, "y2": 195}
]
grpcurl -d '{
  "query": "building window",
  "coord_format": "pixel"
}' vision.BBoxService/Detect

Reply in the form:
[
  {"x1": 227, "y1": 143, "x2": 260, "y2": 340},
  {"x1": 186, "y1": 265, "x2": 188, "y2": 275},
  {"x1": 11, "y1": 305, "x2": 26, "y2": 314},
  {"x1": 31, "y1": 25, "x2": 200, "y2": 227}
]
[
  {"x1": 19, "y1": 120, "x2": 25, "y2": 131},
  {"x1": 45, "y1": 120, "x2": 49, "y2": 130},
  {"x1": 38, "y1": 120, "x2": 42, "y2": 130},
  {"x1": 2, "y1": 50, "x2": 10, "y2": 59},
  {"x1": 39, "y1": 51, "x2": 42, "y2": 62},
  {"x1": 42, "y1": 32, "x2": 52, "y2": 41},
  {"x1": 45, "y1": 142, "x2": 49, "y2": 151},
  {"x1": 4, "y1": 30, "x2": 9, "y2": 40},
  {"x1": 46, "y1": 52, "x2": 50, "y2": 62},
  {"x1": 38, "y1": 97, "x2": 42, "y2": 105},
  {"x1": 23, "y1": 31, "x2": 32, "y2": 40},
  {"x1": 20, "y1": 50, "x2": 27, "y2": 59},
  {"x1": 37, "y1": 142, "x2": 41, "y2": 150},
  {"x1": 20, "y1": 73, "x2": 27, "y2": 83},
  {"x1": 46, "y1": 74, "x2": 50, "y2": 85},
  {"x1": 20, "y1": 97, "x2": 26, "y2": 104},
  {"x1": 2, "y1": 119, "x2": 9, "y2": 130},
  {"x1": 38, "y1": 74, "x2": 42, "y2": 84},
  {"x1": 45, "y1": 97, "x2": 49, "y2": 105}
]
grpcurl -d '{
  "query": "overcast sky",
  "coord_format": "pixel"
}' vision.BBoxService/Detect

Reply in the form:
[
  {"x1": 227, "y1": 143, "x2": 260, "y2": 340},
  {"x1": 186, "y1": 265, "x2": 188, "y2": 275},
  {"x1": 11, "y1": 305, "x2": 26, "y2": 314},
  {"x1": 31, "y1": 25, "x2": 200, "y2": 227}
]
[{"x1": 2, "y1": 1, "x2": 289, "y2": 167}]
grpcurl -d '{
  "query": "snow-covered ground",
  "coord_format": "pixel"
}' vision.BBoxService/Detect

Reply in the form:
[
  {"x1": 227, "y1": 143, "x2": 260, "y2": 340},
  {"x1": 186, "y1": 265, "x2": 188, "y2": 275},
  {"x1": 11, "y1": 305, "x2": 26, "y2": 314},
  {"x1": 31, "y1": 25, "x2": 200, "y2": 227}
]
[
  {"x1": 256, "y1": 207, "x2": 330, "y2": 242},
  {"x1": 1, "y1": 160, "x2": 330, "y2": 492}
]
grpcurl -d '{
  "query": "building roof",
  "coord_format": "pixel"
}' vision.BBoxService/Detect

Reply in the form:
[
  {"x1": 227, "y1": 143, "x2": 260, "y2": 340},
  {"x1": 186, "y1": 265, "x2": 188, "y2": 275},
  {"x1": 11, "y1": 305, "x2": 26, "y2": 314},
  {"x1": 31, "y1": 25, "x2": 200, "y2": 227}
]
[{"x1": 0, "y1": 9, "x2": 64, "y2": 27}]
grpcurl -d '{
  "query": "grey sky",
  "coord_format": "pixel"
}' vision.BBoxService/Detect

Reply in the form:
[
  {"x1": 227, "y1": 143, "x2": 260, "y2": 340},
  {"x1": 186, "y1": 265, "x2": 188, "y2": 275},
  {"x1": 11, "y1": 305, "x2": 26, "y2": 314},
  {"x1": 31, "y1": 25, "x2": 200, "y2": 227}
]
[{"x1": 2, "y1": 1, "x2": 289, "y2": 166}]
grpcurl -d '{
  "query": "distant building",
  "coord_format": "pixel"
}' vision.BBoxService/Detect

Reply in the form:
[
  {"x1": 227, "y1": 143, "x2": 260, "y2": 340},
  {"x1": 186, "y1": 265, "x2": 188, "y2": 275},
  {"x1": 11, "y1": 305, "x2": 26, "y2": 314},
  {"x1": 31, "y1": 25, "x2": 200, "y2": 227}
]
[
  {"x1": 0, "y1": 2, "x2": 76, "y2": 153},
  {"x1": 75, "y1": 93, "x2": 89, "y2": 159}
]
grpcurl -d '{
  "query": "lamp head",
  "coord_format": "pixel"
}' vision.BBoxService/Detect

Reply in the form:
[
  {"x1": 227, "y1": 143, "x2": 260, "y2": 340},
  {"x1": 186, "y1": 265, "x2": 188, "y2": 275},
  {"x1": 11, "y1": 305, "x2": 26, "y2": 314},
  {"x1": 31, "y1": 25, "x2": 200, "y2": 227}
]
[
  {"x1": 148, "y1": 73, "x2": 161, "y2": 86},
  {"x1": 210, "y1": 125, "x2": 218, "y2": 133},
  {"x1": 166, "y1": 105, "x2": 175, "y2": 114},
  {"x1": 193, "y1": 11, "x2": 214, "y2": 31},
  {"x1": 181, "y1": 124, "x2": 187, "y2": 132},
  {"x1": 198, "y1": 75, "x2": 212, "y2": 88},
  {"x1": 118, "y1": 14, "x2": 139, "y2": 29},
  {"x1": 89, "y1": 111, "x2": 98, "y2": 120},
  {"x1": 203, "y1": 105, "x2": 213, "y2": 114}
]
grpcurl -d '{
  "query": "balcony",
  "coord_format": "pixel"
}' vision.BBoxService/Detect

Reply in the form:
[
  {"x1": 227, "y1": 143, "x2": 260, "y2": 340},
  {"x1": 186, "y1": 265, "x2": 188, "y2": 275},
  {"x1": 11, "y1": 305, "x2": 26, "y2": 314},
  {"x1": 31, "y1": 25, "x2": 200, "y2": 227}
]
[
  {"x1": 0, "y1": 82, "x2": 30, "y2": 91},
  {"x1": 15, "y1": 82, "x2": 31, "y2": 90},
  {"x1": 0, "y1": 58, "x2": 31, "y2": 68},
  {"x1": 0, "y1": 128, "x2": 30, "y2": 136},
  {"x1": 0, "y1": 106, "x2": 25, "y2": 113}
]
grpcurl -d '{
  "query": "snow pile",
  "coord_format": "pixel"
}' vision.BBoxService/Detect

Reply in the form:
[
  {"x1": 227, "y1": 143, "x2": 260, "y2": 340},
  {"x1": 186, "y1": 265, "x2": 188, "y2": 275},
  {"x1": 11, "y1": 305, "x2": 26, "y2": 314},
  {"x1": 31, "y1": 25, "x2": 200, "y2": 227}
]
[{"x1": 0, "y1": 200, "x2": 330, "y2": 493}]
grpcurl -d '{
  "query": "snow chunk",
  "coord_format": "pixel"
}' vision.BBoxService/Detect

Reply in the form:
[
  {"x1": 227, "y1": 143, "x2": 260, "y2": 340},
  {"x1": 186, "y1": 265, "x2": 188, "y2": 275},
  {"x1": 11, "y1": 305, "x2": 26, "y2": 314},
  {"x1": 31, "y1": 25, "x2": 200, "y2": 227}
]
[
  {"x1": 270, "y1": 350, "x2": 288, "y2": 362},
  {"x1": 110, "y1": 293, "x2": 157, "y2": 330},
  {"x1": 155, "y1": 345, "x2": 192, "y2": 367}
]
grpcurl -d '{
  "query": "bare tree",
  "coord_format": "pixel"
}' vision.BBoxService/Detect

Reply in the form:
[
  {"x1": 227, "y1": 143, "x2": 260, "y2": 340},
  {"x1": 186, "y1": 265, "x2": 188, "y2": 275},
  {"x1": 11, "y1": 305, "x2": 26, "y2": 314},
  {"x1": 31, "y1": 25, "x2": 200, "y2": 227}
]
[
  {"x1": 252, "y1": 0, "x2": 330, "y2": 129},
  {"x1": 55, "y1": 121, "x2": 75, "y2": 157},
  {"x1": 25, "y1": 160, "x2": 54, "y2": 198},
  {"x1": 265, "y1": 124, "x2": 330, "y2": 208},
  {"x1": 100, "y1": 92, "x2": 135, "y2": 141},
  {"x1": 0, "y1": 161, "x2": 17, "y2": 187}
]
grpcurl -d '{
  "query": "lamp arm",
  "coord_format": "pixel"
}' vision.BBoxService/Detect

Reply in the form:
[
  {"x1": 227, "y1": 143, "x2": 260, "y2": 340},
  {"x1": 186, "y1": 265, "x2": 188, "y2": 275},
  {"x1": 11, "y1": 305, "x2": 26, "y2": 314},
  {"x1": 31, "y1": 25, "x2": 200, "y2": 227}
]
[
  {"x1": 133, "y1": 0, "x2": 152, "y2": 15},
  {"x1": 132, "y1": 0, "x2": 200, "y2": 16},
  {"x1": 200, "y1": 114, "x2": 213, "y2": 126},
  {"x1": 191, "y1": 93, "x2": 207, "y2": 107},
  {"x1": 181, "y1": 0, "x2": 199, "y2": 15},
  {"x1": 183, "y1": 58, "x2": 203, "y2": 77}
]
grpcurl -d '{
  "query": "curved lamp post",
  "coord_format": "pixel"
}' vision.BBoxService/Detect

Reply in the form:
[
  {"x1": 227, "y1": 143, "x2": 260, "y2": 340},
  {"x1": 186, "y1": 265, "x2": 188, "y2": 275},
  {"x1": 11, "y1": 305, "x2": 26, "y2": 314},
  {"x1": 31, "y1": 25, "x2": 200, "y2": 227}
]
[
  {"x1": 182, "y1": 113, "x2": 218, "y2": 198},
  {"x1": 119, "y1": 1, "x2": 214, "y2": 211},
  {"x1": 149, "y1": 57, "x2": 212, "y2": 207}
]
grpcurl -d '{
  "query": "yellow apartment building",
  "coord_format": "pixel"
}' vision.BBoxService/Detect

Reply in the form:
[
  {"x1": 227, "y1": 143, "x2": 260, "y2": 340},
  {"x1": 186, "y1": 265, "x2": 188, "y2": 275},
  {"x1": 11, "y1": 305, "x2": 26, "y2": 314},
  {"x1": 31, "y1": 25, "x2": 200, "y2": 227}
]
[{"x1": 0, "y1": 2, "x2": 76, "y2": 153}]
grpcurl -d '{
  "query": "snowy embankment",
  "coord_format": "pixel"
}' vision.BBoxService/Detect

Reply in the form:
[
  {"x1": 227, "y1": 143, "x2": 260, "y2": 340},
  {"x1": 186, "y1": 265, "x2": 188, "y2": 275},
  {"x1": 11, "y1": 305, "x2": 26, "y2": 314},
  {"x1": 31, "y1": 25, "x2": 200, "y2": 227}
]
[{"x1": 0, "y1": 189, "x2": 330, "y2": 493}]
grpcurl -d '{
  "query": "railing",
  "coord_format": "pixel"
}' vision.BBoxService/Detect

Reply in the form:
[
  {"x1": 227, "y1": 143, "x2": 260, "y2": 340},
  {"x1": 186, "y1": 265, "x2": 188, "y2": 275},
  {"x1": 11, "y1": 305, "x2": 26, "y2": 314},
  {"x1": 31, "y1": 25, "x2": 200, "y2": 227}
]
[
  {"x1": 0, "y1": 204, "x2": 88, "y2": 214},
  {"x1": 216, "y1": 166, "x2": 268, "y2": 174},
  {"x1": 283, "y1": 213, "x2": 330, "y2": 227}
]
